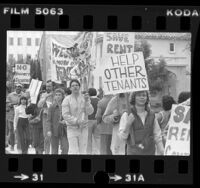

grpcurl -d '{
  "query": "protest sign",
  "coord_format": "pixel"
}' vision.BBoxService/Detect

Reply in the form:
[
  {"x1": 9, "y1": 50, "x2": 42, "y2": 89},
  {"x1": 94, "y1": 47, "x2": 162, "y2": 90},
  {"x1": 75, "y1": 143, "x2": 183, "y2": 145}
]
[
  {"x1": 29, "y1": 79, "x2": 42, "y2": 104},
  {"x1": 164, "y1": 104, "x2": 190, "y2": 156},
  {"x1": 51, "y1": 38, "x2": 76, "y2": 83},
  {"x1": 101, "y1": 52, "x2": 149, "y2": 95},
  {"x1": 102, "y1": 32, "x2": 135, "y2": 58},
  {"x1": 14, "y1": 64, "x2": 30, "y2": 84}
]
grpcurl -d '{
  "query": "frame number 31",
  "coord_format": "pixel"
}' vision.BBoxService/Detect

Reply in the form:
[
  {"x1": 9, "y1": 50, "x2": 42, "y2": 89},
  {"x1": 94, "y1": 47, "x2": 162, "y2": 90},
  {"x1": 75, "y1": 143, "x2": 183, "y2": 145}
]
[{"x1": 32, "y1": 173, "x2": 44, "y2": 182}]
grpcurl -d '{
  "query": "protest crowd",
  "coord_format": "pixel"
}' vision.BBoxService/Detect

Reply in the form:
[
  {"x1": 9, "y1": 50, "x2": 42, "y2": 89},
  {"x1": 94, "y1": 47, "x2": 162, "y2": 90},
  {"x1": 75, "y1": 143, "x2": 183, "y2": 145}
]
[
  {"x1": 5, "y1": 32, "x2": 190, "y2": 155},
  {"x1": 5, "y1": 79, "x2": 190, "y2": 155}
]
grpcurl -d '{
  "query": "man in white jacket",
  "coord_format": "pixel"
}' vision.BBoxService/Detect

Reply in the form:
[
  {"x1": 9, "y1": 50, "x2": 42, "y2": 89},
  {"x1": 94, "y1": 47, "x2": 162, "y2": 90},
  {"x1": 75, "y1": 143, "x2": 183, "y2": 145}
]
[{"x1": 62, "y1": 79, "x2": 94, "y2": 155}]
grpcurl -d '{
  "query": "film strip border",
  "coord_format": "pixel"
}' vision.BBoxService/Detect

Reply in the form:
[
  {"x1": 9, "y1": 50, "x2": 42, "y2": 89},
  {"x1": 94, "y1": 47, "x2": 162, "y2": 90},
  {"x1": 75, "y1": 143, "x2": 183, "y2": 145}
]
[
  {"x1": 0, "y1": 4, "x2": 198, "y2": 184},
  {"x1": 1, "y1": 6, "x2": 199, "y2": 31},
  {"x1": 2, "y1": 156, "x2": 192, "y2": 184},
  {"x1": 6, "y1": 14, "x2": 192, "y2": 31}
]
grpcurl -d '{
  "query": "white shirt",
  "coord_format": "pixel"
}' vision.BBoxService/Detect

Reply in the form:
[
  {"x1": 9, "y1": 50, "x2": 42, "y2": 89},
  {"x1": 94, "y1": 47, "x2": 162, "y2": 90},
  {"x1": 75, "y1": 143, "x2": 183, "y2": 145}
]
[
  {"x1": 14, "y1": 105, "x2": 29, "y2": 130},
  {"x1": 62, "y1": 94, "x2": 94, "y2": 138}
]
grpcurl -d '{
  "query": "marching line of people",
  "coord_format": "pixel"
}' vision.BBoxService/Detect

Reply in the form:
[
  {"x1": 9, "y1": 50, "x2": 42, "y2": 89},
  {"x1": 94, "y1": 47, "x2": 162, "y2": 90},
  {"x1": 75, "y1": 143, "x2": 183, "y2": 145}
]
[{"x1": 6, "y1": 80, "x2": 190, "y2": 155}]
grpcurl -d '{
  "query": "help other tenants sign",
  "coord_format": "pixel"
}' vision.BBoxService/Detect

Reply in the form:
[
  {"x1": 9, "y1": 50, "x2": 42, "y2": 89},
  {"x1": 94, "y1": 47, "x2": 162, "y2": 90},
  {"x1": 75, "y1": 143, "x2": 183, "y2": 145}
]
[{"x1": 102, "y1": 52, "x2": 149, "y2": 95}]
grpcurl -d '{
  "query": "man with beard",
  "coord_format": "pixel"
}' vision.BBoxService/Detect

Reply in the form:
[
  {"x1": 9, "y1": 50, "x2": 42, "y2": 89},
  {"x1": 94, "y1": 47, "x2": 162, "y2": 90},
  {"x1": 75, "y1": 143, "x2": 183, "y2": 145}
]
[{"x1": 37, "y1": 80, "x2": 54, "y2": 154}]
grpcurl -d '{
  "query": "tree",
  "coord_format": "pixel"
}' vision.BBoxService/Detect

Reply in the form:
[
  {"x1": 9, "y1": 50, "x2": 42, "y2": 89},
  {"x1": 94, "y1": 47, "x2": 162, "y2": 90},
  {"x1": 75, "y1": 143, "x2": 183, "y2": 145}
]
[
  {"x1": 148, "y1": 57, "x2": 169, "y2": 92},
  {"x1": 135, "y1": 39, "x2": 170, "y2": 93}
]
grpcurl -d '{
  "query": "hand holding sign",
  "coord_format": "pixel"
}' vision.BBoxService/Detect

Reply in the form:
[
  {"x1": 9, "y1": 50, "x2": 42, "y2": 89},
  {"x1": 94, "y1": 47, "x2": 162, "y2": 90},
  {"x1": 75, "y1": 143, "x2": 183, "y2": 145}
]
[
  {"x1": 84, "y1": 92, "x2": 90, "y2": 102},
  {"x1": 127, "y1": 113, "x2": 135, "y2": 124}
]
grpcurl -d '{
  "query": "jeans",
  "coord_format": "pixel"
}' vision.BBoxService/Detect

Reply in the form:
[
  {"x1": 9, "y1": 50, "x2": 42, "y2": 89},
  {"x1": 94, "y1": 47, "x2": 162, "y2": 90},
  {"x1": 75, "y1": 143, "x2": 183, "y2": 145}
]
[
  {"x1": 67, "y1": 127, "x2": 88, "y2": 155},
  {"x1": 51, "y1": 135, "x2": 69, "y2": 154}
]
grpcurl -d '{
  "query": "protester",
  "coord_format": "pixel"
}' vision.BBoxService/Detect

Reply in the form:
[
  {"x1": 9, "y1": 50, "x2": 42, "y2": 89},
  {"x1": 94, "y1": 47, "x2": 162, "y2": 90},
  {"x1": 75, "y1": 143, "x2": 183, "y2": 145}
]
[
  {"x1": 118, "y1": 91, "x2": 164, "y2": 155},
  {"x1": 37, "y1": 80, "x2": 54, "y2": 154},
  {"x1": 102, "y1": 93, "x2": 130, "y2": 155},
  {"x1": 24, "y1": 90, "x2": 34, "y2": 147},
  {"x1": 26, "y1": 94, "x2": 44, "y2": 154},
  {"x1": 6, "y1": 82, "x2": 11, "y2": 147},
  {"x1": 47, "y1": 88, "x2": 69, "y2": 154},
  {"x1": 87, "y1": 88, "x2": 100, "y2": 155},
  {"x1": 156, "y1": 95, "x2": 176, "y2": 146},
  {"x1": 14, "y1": 96, "x2": 30, "y2": 154},
  {"x1": 95, "y1": 94, "x2": 113, "y2": 155},
  {"x1": 6, "y1": 83, "x2": 24, "y2": 151},
  {"x1": 62, "y1": 79, "x2": 94, "y2": 154}
]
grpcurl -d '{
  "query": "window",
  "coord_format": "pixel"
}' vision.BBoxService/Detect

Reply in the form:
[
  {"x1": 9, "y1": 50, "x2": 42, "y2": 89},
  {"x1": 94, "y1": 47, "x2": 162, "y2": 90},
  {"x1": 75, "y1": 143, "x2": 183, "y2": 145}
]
[
  {"x1": 17, "y1": 54, "x2": 23, "y2": 61},
  {"x1": 169, "y1": 42, "x2": 175, "y2": 53},
  {"x1": 8, "y1": 54, "x2": 14, "y2": 60},
  {"x1": 9, "y1": 37, "x2": 14, "y2": 45},
  {"x1": 17, "y1": 38, "x2": 22, "y2": 46},
  {"x1": 26, "y1": 54, "x2": 31, "y2": 61},
  {"x1": 35, "y1": 38, "x2": 40, "y2": 46},
  {"x1": 27, "y1": 38, "x2": 31, "y2": 46}
]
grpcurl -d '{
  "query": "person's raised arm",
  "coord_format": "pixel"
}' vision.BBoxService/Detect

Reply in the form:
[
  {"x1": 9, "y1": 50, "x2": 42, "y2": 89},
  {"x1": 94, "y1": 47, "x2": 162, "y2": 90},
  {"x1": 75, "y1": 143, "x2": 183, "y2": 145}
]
[
  {"x1": 37, "y1": 93, "x2": 46, "y2": 108},
  {"x1": 102, "y1": 97, "x2": 117, "y2": 125},
  {"x1": 84, "y1": 93, "x2": 94, "y2": 115},
  {"x1": 95, "y1": 101, "x2": 102, "y2": 124}
]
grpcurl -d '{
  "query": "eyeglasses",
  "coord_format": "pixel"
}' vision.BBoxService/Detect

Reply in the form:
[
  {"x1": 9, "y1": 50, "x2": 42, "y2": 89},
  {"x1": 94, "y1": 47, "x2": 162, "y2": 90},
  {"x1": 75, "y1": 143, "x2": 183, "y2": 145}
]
[{"x1": 71, "y1": 84, "x2": 79, "y2": 87}]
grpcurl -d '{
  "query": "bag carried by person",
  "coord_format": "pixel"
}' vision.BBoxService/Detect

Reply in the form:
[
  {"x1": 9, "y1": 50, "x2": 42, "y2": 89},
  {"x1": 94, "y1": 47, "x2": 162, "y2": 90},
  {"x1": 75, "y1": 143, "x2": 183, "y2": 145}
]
[{"x1": 29, "y1": 109, "x2": 43, "y2": 124}]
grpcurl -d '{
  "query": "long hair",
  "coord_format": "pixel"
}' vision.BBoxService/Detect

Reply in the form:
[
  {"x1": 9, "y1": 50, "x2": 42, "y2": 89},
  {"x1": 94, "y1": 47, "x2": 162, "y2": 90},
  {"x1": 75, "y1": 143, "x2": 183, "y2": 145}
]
[{"x1": 130, "y1": 91, "x2": 150, "y2": 111}]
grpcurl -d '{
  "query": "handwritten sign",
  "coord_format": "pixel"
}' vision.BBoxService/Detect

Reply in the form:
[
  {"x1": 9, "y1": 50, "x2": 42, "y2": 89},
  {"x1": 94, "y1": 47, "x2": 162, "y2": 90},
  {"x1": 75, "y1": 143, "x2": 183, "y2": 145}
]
[
  {"x1": 102, "y1": 32, "x2": 135, "y2": 57},
  {"x1": 101, "y1": 52, "x2": 149, "y2": 95},
  {"x1": 164, "y1": 104, "x2": 190, "y2": 156},
  {"x1": 14, "y1": 64, "x2": 30, "y2": 84}
]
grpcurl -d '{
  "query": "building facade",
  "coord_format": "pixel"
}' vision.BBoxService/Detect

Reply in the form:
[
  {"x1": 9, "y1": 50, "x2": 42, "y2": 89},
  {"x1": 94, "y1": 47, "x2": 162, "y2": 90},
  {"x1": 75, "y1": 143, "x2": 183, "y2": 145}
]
[{"x1": 7, "y1": 31, "x2": 43, "y2": 63}]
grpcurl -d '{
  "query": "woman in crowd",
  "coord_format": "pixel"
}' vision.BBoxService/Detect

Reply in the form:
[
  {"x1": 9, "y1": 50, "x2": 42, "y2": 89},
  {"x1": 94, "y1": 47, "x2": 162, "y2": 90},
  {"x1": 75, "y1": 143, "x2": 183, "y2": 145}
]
[
  {"x1": 14, "y1": 96, "x2": 30, "y2": 154},
  {"x1": 102, "y1": 93, "x2": 130, "y2": 155},
  {"x1": 119, "y1": 91, "x2": 164, "y2": 155},
  {"x1": 156, "y1": 95, "x2": 176, "y2": 146},
  {"x1": 47, "y1": 88, "x2": 69, "y2": 154}
]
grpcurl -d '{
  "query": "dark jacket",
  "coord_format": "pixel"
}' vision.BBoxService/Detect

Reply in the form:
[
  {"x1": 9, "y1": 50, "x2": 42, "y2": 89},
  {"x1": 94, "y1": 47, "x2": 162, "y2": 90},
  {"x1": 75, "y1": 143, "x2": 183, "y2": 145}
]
[
  {"x1": 127, "y1": 107, "x2": 155, "y2": 155},
  {"x1": 47, "y1": 103, "x2": 67, "y2": 137},
  {"x1": 88, "y1": 97, "x2": 100, "y2": 120}
]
